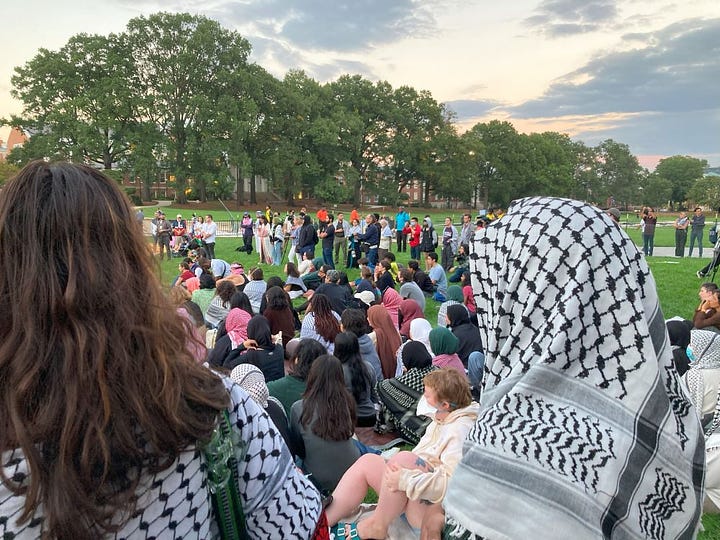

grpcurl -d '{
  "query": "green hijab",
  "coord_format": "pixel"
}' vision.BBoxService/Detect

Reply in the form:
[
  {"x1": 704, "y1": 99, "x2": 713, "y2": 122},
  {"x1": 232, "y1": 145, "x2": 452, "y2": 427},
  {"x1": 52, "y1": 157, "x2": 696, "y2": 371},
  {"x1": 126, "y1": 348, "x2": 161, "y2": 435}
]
[
  {"x1": 446, "y1": 285, "x2": 464, "y2": 303},
  {"x1": 429, "y1": 326, "x2": 460, "y2": 356}
]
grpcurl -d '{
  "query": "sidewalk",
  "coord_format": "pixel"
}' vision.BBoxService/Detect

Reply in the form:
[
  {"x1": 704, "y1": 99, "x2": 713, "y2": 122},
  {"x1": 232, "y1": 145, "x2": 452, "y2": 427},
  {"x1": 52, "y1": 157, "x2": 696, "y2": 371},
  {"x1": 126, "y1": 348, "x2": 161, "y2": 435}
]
[{"x1": 645, "y1": 246, "x2": 711, "y2": 258}]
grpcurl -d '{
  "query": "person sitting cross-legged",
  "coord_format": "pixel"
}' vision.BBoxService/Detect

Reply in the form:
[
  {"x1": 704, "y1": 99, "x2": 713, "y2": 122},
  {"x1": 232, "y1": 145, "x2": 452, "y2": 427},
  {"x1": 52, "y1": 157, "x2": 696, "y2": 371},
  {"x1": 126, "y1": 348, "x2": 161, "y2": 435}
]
[{"x1": 325, "y1": 368, "x2": 479, "y2": 539}]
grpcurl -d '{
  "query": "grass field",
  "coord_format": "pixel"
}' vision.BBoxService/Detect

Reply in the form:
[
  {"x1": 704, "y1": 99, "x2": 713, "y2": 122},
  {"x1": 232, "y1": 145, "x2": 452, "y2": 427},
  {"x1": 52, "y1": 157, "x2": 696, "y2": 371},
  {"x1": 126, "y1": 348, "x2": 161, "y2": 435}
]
[{"x1": 148, "y1": 208, "x2": 720, "y2": 537}]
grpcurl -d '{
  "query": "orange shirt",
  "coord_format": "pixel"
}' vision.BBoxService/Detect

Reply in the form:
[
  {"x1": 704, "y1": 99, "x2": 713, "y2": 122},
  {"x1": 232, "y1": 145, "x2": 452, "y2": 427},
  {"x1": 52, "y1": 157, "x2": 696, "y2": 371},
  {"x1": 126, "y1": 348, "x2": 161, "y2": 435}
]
[
  {"x1": 316, "y1": 209, "x2": 328, "y2": 222},
  {"x1": 350, "y1": 209, "x2": 360, "y2": 222}
]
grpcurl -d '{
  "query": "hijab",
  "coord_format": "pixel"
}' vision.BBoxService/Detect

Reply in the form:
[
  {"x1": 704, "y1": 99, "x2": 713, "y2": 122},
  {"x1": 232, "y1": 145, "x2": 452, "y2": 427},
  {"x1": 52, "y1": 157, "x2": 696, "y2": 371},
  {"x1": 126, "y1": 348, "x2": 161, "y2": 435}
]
[
  {"x1": 367, "y1": 305, "x2": 402, "y2": 379},
  {"x1": 225, "y1": 308, "x2": 252, "y2": 349},
  {"x1": 402, "y1": 340, "x2": 433, "y2": 371},
  {"x1": 399, "y1": 298, "x2": 425, "y2": 337},
  {"x1": 246, "y1": 315, "x2": 273, "y2": 349},
  {"x1": 230, "y1": 364, "x2": 269, "y2": 408},
  {"x1": 685, "y1": 329, "x2": 720, "y2": 437},
  {"x1": 381, "y1": 287, "x2": 403, "y2": 329},
  {"x1": 446, "y1": 285, "x2": 463, "y2": 303},
  {"x1": 429, "y1": 327, "x2": 459, "y2": 356},
  {"x1": 409, "y1": 319, "x2": 433, "y2": 356},
  {"x1": 444, "y1": 197, "x2": 703, "y2": 540}
]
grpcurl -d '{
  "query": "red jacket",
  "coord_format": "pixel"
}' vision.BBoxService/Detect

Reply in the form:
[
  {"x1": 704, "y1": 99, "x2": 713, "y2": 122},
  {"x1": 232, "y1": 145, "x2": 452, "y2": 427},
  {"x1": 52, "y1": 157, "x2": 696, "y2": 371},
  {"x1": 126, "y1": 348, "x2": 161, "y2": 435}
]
[{"x1": 404, "y1": 223, "x2": 422, "y2": 247}]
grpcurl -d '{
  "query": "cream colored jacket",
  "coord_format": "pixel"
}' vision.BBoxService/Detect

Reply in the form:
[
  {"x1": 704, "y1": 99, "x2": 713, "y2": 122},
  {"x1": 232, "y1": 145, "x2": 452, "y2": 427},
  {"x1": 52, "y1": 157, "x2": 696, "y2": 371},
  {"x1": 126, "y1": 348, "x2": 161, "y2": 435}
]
[{"x1": 398, "y1": 401, "x2": 479, "y2": 503}]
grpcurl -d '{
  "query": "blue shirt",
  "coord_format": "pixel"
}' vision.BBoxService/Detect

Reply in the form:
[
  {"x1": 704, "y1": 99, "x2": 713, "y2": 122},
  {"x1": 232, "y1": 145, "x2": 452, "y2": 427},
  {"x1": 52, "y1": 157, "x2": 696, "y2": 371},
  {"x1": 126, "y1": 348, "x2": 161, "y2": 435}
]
[
  {"x1": 428, "y1": 264, "x2": 447, "y2": 296},
  {"x1": 395, "y1": 211, "x2": 410, "y2": 230}
]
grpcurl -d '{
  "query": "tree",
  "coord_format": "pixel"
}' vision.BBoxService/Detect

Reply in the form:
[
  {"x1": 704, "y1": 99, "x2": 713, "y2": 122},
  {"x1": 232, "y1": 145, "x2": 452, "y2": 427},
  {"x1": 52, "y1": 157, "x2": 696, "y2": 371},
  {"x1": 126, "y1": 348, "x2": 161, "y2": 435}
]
[
  {"x1": 0, "y1": 161, "x2": 19, "y2": 186},
  {"x1": 125, "y1": 12, "x2": 251, "y2": 203},
  {"x1": 687, "y1": 176, "x2": 720, "y2": 211},
  {"x1": 640, "y1": 174, "x2": 672, "y2": 208},
  {"x1": 594, "y1": 139, "x2": 644, "y2": 206},
  {"x1": 655, "y1": 155, "x2": 708, "y2": 209},
  {"x1": 10, "y1": 33, "x2": 136, "y2": 168}
]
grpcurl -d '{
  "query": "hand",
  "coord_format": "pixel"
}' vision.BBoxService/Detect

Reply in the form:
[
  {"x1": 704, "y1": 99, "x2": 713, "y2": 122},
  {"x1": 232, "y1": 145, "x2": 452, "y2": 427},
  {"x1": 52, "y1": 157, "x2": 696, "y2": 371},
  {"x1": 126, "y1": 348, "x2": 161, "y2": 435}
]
[
  {"x1": 384, "y1": 463, "x2": 402, "y2": 492},
  {"x1": 242, "y1": 339, "x2": 259, "y2": 350}
]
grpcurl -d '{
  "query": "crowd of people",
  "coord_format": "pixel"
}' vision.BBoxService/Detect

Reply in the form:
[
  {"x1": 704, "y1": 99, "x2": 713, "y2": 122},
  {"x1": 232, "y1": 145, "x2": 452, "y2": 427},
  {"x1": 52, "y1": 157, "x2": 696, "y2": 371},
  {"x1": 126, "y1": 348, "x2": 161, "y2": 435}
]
[{"x1": 0, "y1": 160, "x2": 712, "y2": 540}]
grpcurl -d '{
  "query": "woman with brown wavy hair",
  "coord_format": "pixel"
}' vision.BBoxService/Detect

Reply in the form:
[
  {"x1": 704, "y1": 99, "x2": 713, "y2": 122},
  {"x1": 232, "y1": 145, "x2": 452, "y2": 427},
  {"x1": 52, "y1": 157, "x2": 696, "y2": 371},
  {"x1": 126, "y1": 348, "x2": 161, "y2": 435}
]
[
  {"x1": 300, "y1": 293, "x2": 341, "y2": 353},
  {"x1": 0, "y1": 162, "x2": 322, "y2": 539}
]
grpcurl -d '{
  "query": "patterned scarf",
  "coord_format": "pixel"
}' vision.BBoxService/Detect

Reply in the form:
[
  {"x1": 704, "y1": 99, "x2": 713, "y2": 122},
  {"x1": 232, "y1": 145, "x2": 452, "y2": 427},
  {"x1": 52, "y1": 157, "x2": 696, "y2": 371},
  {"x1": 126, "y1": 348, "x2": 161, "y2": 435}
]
[
  {"x1": 685, "y1": 329, "x2": 720, "y2": 437},
  {"x1": 445, "y1": 197, "x2": 704, "y2": 539}
]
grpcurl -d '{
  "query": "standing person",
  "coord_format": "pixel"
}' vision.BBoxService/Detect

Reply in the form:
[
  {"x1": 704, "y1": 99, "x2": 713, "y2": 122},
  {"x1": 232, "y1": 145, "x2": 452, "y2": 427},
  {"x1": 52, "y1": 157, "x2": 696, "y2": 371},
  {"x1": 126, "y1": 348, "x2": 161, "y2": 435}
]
[
  {"x1": 433, "y1": 196, "x2": 704, "y2": 540},
  {"x1": 440, "y1": 217, "x2": 459, "y2": 270},
  {"x1": 240, "y1": 211, "x2": 254, "y2": 254},
  {"x1": 0, "y1": 161, "x2": 323, "y2": 539},
  {"x1": 171, "y1": 213, "x2": 187, "y2": 255},
  {"x1": 419, "y1": 217, "x2": 438, "y2": 269},
  {"x1": 641, "y1": 207, "x2": 657, "y2": 256},
  {"x1": 395, "y1": 206, "x2": 410, "y2": 252},
  {"x1": 201, "y1": 214, "x2": 217, "y2": 259},
  {"x1": 404, "y1": 217, "x2": 422, "y2": 260},
  {"x1": 674, "y1": 211, "x2": 689, "y2": 257},
  {"x1": 288, "y1": 215, "x2": 302, "y2": 266},
  {"x1": 346, "y1": 218, "x2": 362, "y2": 268},
  {"x1": 378, "y1": 218, "x2": 393, "y2": 261},
  {"x1": 333, "y1": 212, "x2": 348, "y2": 268},
  {"x1": 319, "y1": 214, "x2": 335, "y2": 269},
  {"x1": 156, "y1": 212, "x2": 173, "y2": 261},
  {"x1": 689, "y1": 206, "x2": 706, "y2": 257},
  {"x1": 297, "y1": 214, "x2": 318, "y2": 260},
  {"x1": 458, "y1": 212, "x2": 473, "y2": 250},
  {"x1": 355, "y1": 214, "x2": 380, "y2": 269},
  {"x1": 271, "y1": 216, "x2": 284, "y2": 266},
  {"x1": 150, "y1": 210, "x2": 160, "y2": 253},
  {"x1": 256, "y1": 216, "x2": 273, "y2": 264}
]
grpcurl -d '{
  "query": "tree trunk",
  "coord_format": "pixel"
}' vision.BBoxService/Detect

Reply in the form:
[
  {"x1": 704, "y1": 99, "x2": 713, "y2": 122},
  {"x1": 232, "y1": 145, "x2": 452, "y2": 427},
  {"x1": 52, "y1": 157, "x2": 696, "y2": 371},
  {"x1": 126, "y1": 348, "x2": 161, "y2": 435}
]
[
  {"x1": 250, "y1": 171, "x2": 257, "y2": 204},
  {"x1": 236, "y1": 164, "x2": 244, "y2": 208},
  {"x1": 423, "y1": 180, "x2": 430, "y2": 206}
]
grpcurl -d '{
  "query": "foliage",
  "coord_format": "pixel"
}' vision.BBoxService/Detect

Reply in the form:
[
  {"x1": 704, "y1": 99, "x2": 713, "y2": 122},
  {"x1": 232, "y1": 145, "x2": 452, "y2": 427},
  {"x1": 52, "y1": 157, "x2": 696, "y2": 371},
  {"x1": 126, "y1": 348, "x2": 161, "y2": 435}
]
[
  {"x1": 655, "y1": 155, "x2": 708, "y2": 208},
  {"x1": 687, "y1": 176, "x2": 720, "y2": 211},
  {"x1": 0, "y1": 161, "x2": 19, "y2": 185}
]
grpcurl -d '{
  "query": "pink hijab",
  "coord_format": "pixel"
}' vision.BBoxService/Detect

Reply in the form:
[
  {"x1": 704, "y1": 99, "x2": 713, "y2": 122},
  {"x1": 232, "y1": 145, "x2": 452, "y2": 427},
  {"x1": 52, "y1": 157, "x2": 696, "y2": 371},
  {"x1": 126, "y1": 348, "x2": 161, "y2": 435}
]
[
  {"x1": 381, "y1": 287, "x2": 402, "y2": 329},
  {"x1": 225, "y1": 308, "x2": 252, "y2": 349}
]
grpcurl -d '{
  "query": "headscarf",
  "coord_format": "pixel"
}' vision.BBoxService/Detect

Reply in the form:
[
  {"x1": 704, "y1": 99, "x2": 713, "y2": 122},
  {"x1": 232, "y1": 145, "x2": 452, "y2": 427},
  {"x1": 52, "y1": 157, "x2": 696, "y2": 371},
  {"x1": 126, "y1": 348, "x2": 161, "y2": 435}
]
[
  {"x1": 667, "y1": 319, "x2": 692, "y2": 349},
  {"x1": 446, "y1": 285, "x2": 464, "y2": 303},
  {"x1": 446, "y1": 303, "x2": 470, "y2": 328},
  {"x1": 225, "y1": 308, "x2": 252, "y2": 349},
  {"x1": 399, "y1": 298, "x2": 425, "y2": 337},
  {"x1": 367, "y1": 305, "x2": 402, "y2": 379},
  {"x1": 685, "y1": 329, "x2": 720, "y2": 437},
  {"x1": 230, "y1": 364, "x2": 269, "y2": 408},
  {"x1": 246, "y1": 315, "x2": 273, "y2": 349},
  {"x1": 429, "y1": 327, "x2": 459, "y2": 356},
  {"x1": 402, "y1": 340, "x2": 433, "y2": 371},
  {"x1": 381, "y1": 287, "x2": 403, "y2": 329},
  {"x1": 409, "y1": 319, "x2": 433, "y2": 356},
  {"x1": 444, "y1": 197, "x2": 703, "y2": 540}
]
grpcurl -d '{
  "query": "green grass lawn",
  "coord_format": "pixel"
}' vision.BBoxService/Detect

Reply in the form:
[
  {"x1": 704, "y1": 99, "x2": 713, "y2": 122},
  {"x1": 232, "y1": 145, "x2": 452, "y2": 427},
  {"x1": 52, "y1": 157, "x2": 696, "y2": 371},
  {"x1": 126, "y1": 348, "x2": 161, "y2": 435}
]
[{"x1": 152, "y1": 227, "x2": 720, "y2": 536}]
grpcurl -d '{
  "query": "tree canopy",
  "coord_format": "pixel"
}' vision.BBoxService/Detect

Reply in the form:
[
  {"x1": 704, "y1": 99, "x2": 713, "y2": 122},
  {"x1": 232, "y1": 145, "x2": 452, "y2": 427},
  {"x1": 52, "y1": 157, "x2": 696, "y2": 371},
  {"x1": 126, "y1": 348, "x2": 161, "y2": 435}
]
[{"x1": 3, "y1": 11, "x2": 710, "y2": 208}]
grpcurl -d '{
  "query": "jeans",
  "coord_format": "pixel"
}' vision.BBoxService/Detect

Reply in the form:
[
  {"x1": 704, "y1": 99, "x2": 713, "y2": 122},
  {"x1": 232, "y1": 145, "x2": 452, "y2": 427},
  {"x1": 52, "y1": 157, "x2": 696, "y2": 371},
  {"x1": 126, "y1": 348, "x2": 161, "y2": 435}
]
[
  {"x1": 410, "y1": 245, "x2": 420, "y2": 260},
  {"x1": 448, "y1": 267, "x2": 466, "y2": 282},
  {"x1": 272, "y1": 241, "x2": 283, "y2": 265},
  {"x1": 322, "y1": 247, "x2": 335, "y2": 269},
  {"x1": 689, "y1": 229, "x2": 704, "y2": 257},
  {"x1": 204, "y1": 242, "x2": 215, "y2": 259},
  {"x1": 642, "y1": 234, "x2": 654, "y2": 256},
  {"x1": 675, "y1": 229, "x2": 687, "y2": 257},
  {"x1": 396, "y1": 230, "x2": 407, "y2": 252},
  {"x1": 367, "y1": 247, "x2": 378, "y2": 269},
  {"x1": 353, "y1": 439, "x2": 381, "y2": 456},
  {"x1": 468, "y1": 351, "x2": 485, "y2": 389}
]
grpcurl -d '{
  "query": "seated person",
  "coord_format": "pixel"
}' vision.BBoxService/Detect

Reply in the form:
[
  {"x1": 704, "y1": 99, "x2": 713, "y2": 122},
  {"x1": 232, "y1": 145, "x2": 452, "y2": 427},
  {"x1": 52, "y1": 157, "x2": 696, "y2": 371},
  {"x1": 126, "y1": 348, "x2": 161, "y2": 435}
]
[
  {"x1": 334, "y1": 331, "x2": 379, "y2": 428},
  {"x1": 288, "y1": 355, "x2": 361, "y2": 493},
  {"x1": 437, "y1": 285, "x2": 466, "y2": 328},
  {"x1": 283, "y1": 261, "x2": 308, "y2": 299},
  {"x1": 693, "y1": 282, "x2": 720, "y2": 332},
  {"x1": 326, "y1": 369, "x2": 479, "y2": 539},
  {"x1": 377, "y1": 341, "x2": 437, "y2": 444},
  {"x1": 684, "y1": 329, "x2": 720, "y2": 512},
  {"x1": 667, "y1": 319, "x2": 693, "y2": 376},
  {"x1": 353, "y1": 265, "x2": 375, "y2": 294},
  {"x1": 447, "y1": 244, "x2": 469, "y2": 282},
  {"x1": 268, "y1": 339, "x2": 327, "y2": 416},
  {"x1": 398, "y1": 268, "x2": 426, "y2": 312},
  {"x1": 429, "y1": 327, "x2": 466, "y2": 374},
  {"x1": 408, "y1": 259, "x2": 434, "y2": 296}
]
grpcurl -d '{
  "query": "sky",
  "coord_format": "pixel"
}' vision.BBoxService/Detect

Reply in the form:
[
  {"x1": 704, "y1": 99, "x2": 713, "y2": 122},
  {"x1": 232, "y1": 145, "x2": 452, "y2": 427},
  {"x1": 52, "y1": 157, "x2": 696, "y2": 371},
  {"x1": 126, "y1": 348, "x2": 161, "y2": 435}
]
[{"x1": 1, "y1": 0, "x2": 719, "y2": 170}]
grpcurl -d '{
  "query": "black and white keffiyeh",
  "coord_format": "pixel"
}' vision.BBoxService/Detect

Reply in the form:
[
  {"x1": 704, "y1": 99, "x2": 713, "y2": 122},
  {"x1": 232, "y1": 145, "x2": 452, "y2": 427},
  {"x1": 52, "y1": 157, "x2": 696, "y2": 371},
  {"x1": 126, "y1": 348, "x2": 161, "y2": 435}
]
[
  {"x1": 686, "y1": 329, "x2": 720, "y2": 437},
  {"x1": 444, "y1": 197, "x2": 704, "y2": 539}
]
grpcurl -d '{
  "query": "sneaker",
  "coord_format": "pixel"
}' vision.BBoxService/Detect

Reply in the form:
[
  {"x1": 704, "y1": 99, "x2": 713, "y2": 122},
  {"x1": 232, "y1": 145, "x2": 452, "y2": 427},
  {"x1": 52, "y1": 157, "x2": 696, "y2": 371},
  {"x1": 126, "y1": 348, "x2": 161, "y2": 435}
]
[{"x1": 698, "y1": 271, "x2": 705, "y2": 278}]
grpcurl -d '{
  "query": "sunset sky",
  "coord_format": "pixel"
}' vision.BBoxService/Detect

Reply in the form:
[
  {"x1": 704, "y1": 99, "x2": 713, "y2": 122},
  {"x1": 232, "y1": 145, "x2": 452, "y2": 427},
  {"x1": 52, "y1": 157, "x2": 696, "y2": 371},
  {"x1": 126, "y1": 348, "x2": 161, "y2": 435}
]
[{"x1": 2, "y1": 0, "x2": 718, "y2": 169}]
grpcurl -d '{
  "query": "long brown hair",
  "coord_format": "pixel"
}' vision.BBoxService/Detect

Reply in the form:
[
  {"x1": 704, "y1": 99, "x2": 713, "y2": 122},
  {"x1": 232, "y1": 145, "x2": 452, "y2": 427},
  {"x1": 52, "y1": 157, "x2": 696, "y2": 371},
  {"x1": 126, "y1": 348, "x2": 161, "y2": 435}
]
[
  {"x1": 300, "y1": 355, "x2": 355, "y2": 440},
  {"x1": 308, "y1": 293, "x2": 340, "y2": 342},
  {"x1": 0, "y1": 162, "x2": 229, "y2": 538}
]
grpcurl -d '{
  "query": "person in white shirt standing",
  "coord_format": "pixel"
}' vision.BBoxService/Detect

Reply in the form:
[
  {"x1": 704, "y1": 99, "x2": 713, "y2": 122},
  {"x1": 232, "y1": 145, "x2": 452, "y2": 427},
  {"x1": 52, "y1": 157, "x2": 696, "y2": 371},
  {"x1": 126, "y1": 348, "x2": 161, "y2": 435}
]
[{"x1": 202, "y1": 214, "x2": 217, "y2": 259}]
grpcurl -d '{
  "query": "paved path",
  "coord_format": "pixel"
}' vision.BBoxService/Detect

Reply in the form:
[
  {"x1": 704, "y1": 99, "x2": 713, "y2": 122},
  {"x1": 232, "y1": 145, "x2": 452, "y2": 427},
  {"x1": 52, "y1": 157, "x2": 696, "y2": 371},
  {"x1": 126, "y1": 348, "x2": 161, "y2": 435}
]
[{"x1": 645, "y1": 246, "x2": 712, "y2": 258}]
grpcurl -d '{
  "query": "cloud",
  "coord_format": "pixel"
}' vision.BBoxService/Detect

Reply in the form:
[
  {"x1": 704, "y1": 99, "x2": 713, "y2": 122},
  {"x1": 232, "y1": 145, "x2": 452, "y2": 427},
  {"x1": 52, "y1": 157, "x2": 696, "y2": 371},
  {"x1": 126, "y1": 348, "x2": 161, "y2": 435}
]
[
  {"x1": 444, "y1": 99, "x2": 502, "y2": 119},
  {"x1": 207, "y1": 0, "x2": 439, "y2": 52},
  {"x1": 512, "y1": 17, "x2": 720, "y2": 117},
  {"x1": 524, "y1": 0, "x2": 619, "y2": 37}
]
